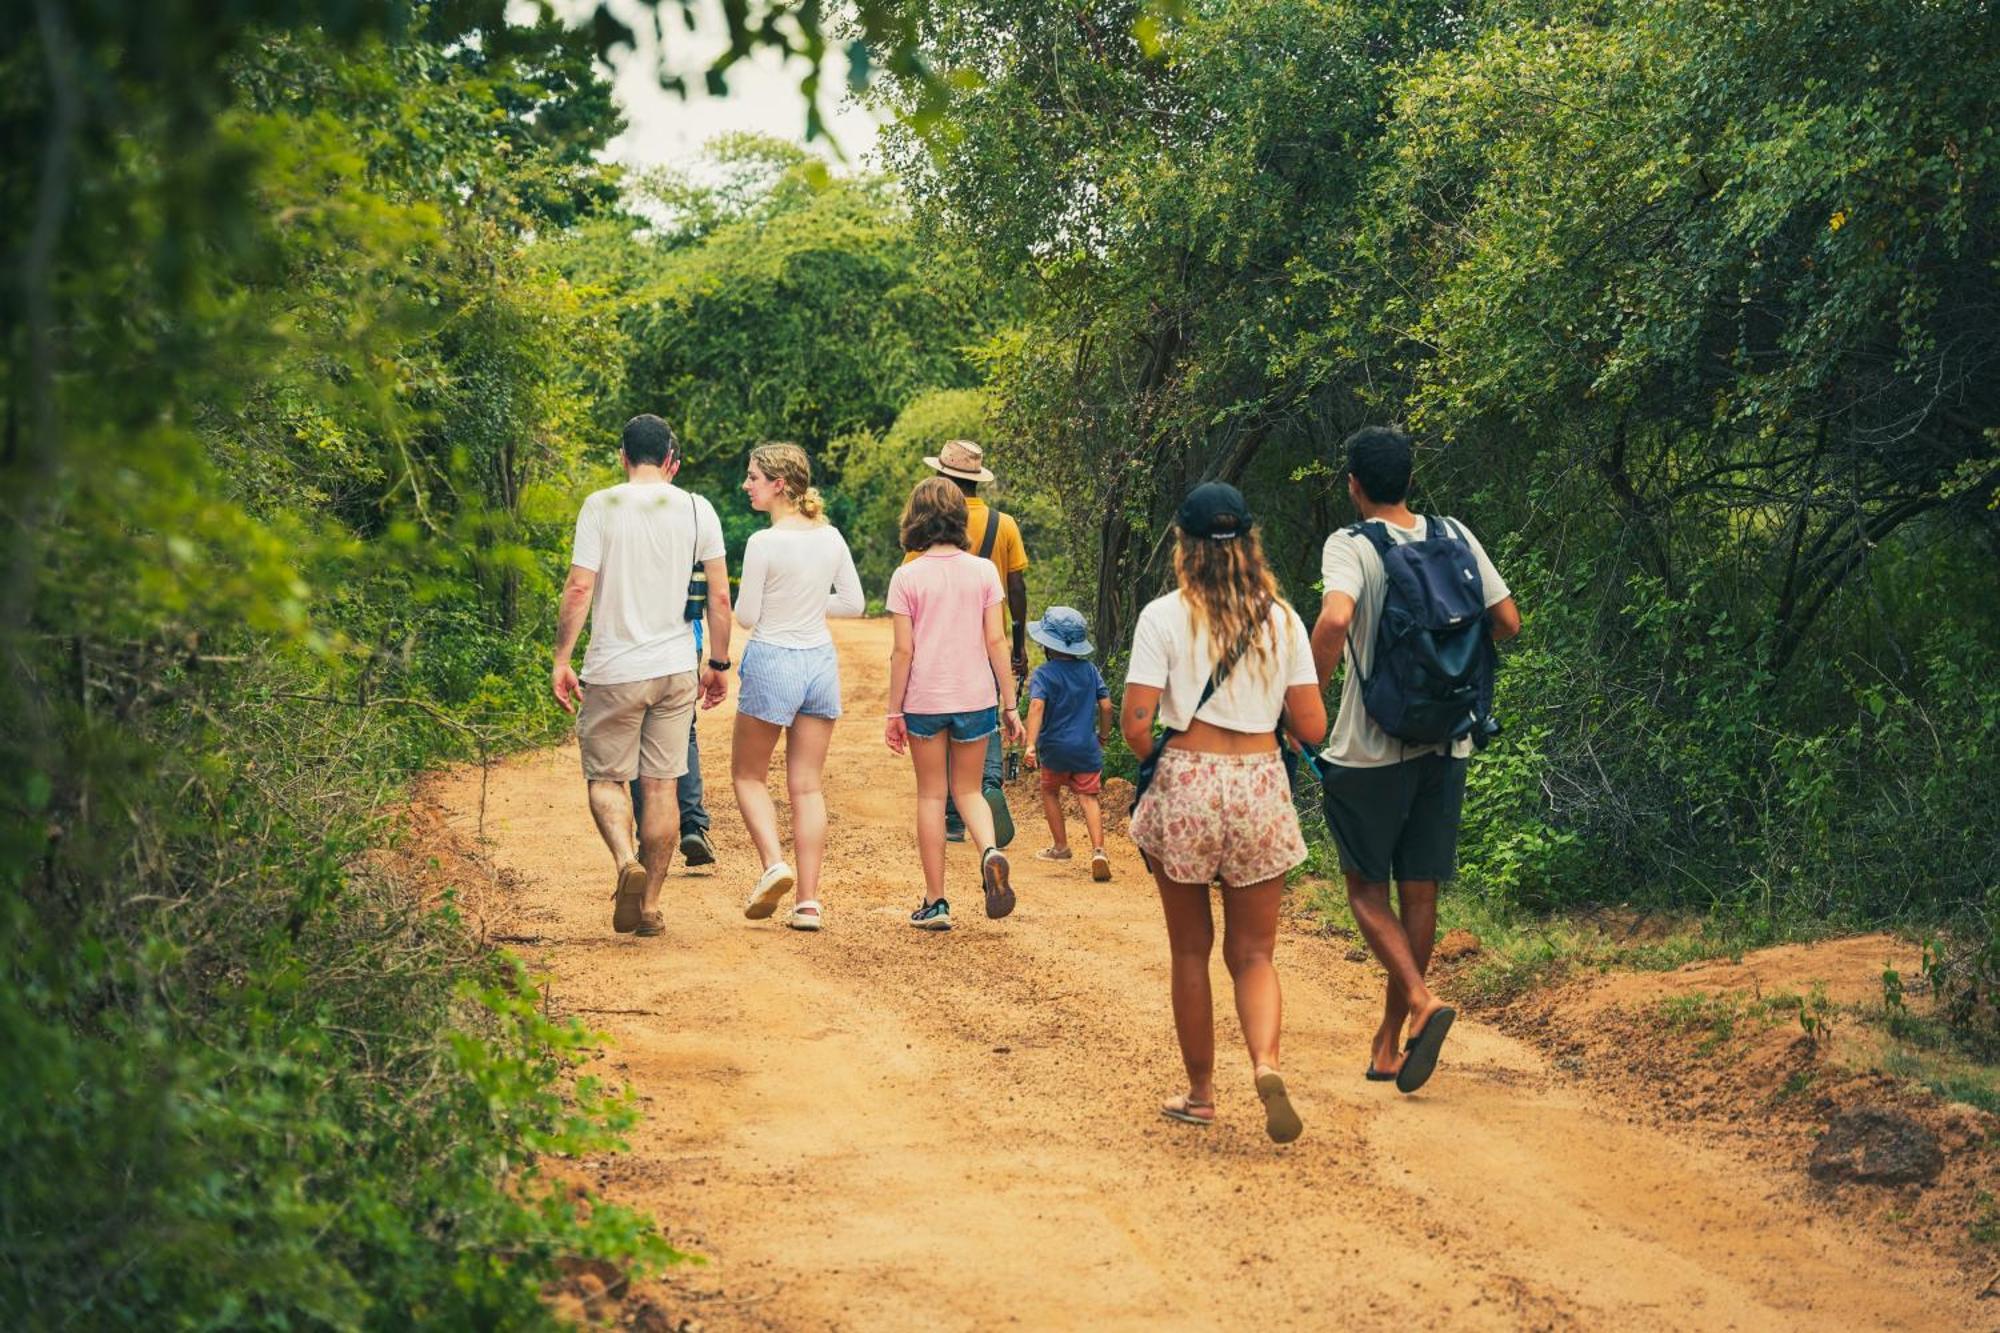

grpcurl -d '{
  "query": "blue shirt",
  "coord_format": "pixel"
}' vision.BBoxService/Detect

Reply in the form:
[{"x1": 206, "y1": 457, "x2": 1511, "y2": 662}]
[{"x1": 1029, "y1": 658, "x2": 1110, "y2": 773}]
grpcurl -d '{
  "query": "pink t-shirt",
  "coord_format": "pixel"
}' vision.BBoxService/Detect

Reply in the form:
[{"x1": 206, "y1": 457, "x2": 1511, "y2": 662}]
[{"x1": 885, "y1": 548, "x2": 1004, "y2": 714}]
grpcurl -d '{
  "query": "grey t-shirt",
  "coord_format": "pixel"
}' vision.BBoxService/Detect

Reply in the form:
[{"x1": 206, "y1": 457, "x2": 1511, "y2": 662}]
[{"x1": 1318, "y1": 515, "x2": 1510, "y2": 768}]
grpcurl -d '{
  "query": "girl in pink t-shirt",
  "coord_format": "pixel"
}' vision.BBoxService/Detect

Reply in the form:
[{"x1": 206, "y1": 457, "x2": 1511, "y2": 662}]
[{"x1": 884, "y1": 477, "x2": 1026, "y2": 930}]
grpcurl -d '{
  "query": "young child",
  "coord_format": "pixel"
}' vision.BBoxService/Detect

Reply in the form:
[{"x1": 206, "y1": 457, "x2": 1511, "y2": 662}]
[{"x1": 1023, "y1": 606, "x2": 1114, "y2": 882}]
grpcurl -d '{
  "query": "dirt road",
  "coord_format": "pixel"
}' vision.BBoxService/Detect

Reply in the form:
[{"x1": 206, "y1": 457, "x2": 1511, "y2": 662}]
[{"x1": 435, "y1": 617, "x2": 1981, "y2": 1331}]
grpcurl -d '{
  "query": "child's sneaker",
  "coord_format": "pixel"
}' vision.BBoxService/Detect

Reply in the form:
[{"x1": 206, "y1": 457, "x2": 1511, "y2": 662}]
[
  {"x1": 909, "y1": 898, "x2": 952, "y2": 931},
  {"x1": 981, "y1": 848, "x2": 1016, "y2": 919}
]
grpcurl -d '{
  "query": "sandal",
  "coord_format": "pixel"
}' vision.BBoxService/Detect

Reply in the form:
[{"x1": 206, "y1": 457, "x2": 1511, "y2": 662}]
[
  {"x1": 1034, "y1": 847, "x2": 1074, "y2": 861},
  {"x1": 1396, "y1": 1006, "x2": 1456, "y2": 1095},
  {"x1": 611, "y1": 860, "x2": 646, "y2": 934},
  {"x1": 1090, "y1": 848, "x2": 1112, "y2": 882},
  {"x1": 634, "y1": 909, "x2": 665, "y2": 937},
  {"x1": 786, "y1": 901, "x2": 823, "y2": 932},
  {"x1": 1255, "y1": 1066, "x2": 1303, "y2": 1144},
  {"x1": 1160, "y1": 1094, "x2": 1215, "y2": 1127}
]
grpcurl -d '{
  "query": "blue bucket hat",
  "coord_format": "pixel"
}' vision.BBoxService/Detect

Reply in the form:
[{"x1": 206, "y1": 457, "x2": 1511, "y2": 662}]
[{"x1": 1027, "y1": 605, "x2": 1094, "y2": 657}]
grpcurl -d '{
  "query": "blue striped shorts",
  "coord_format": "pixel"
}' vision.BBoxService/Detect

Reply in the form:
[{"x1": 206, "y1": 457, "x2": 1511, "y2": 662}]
[{"x1": 738, "y1": 640, "x2": 842, "y2": 726}]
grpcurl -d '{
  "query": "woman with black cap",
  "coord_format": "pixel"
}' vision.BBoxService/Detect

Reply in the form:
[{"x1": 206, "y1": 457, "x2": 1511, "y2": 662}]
[{"x1": 1120, "y1": 482, "x2": 1327, "y2": 1143}]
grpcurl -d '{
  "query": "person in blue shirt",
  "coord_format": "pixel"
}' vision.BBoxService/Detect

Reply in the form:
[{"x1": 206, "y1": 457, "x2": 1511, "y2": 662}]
[{"x1": 1022, "y1": 606, "x2": 1114, "y2": 882}]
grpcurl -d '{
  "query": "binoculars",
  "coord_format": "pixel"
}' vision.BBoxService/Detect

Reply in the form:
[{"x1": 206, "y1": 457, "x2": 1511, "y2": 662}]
[{"x1": 685, "y1": 563, "x2": 708, "y2": 623}]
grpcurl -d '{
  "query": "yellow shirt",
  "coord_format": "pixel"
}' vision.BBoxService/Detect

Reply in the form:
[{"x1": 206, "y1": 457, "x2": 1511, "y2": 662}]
[{"x1": 903, "y1": 497, "x2": 1029, "y2": 591}]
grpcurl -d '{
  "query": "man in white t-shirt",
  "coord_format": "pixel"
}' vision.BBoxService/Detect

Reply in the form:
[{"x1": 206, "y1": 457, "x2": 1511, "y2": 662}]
[
  {"x1": 1310, "y1": 426, "x2": 1522, "y2": 1092},
  {"x1": 552, "y1": 415, "x2": 732, "y2": 938}
]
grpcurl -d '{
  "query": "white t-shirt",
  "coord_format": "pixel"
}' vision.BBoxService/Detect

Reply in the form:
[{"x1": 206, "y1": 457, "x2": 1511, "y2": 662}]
[
  {"x1": 1319, "y1": 515, "x2": 1510, "y2": 768},
  {"x1": 735, "y1": 523, "x2": 865, "y2": 649},
  {"x1": 570, "y1": 481, "x2": 725, "y2": 685},
  {"x1": 1124, "y1": 592, "x2": 1318, "y2": 733}
]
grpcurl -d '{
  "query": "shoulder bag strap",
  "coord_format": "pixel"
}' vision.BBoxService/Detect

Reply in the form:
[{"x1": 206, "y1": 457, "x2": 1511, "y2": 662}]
[{"x1": 977, "y1": 506, "x2": 1001, "y2": 560}]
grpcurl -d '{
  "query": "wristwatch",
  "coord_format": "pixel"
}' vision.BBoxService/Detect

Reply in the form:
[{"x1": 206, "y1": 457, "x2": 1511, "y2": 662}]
[{"x1": 707, "y1": 657, "x2": 731, "y2": 671}]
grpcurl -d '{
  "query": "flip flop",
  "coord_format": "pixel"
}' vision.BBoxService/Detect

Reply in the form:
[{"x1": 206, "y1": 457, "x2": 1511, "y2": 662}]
[
  {"x1": 1255, "y1": 1069, "x2": 1303, "y2": 1144},
  {"x1": 1395, "y1": 1006, "x2": 1457, "y2": 1094},
  {"x1": 1160, "y1": 1094, "x2": 1215, "y2": 1127},
  {"x1": 1364, "y1": 1065, "x2": 1397, "y2": 1082},
  {"x1": 611, "y1": 860, "x2": 646, "y2": 934}
]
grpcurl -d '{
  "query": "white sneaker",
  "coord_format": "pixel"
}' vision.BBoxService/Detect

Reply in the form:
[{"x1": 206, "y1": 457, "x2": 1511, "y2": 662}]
[{"x1": 744, "y1": 861, "x2": 795, "y2": 920}]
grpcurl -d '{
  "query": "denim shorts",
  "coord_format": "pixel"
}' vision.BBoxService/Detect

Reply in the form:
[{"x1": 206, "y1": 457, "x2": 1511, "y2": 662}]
[
  {"x1": 904, "y1": 706, "x2": 999, "y2": 743},
  {"x1": 738, "y1": 640, "x2": 842, "y2": 727}
]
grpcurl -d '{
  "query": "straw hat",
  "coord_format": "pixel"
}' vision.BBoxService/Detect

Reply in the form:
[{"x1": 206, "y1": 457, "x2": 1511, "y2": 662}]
[{"x1": 923, "y1": 438, "x2": 995, "y2": 484}]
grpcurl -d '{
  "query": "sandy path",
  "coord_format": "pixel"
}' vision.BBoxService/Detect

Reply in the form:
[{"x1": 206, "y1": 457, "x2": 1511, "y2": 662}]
[{"x1": 435, "y1": 618, "x2": 1981, "y2": 1331}]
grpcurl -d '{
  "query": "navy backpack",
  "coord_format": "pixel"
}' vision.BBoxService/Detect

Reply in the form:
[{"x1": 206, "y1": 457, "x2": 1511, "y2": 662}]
[{"x1": 1346, "y1": 516, "x2": 1499, "y2": 748}]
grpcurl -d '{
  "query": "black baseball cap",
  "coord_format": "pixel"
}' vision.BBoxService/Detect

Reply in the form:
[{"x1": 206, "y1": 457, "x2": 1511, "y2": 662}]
[{"x1": 1176, "y1": 481, "x2": 1251, "y2": 540}]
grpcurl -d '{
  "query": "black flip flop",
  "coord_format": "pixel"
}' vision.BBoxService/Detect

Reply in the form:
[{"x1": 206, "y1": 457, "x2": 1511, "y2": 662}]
[
  {"x1": 1395, "y1": 1006, "x2": 1456, "y2": 1094},
  {"x1": 1364, "y1": 1065, "x2": 1396, "y2": 1083}
]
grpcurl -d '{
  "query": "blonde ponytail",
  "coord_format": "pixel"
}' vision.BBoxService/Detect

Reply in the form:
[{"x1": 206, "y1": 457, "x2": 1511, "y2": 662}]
[{"x1": 749, "y1": 442, "x2": 827, "y2": 523}]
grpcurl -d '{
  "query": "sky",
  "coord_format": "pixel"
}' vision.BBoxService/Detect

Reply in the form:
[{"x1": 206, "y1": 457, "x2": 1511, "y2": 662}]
[{"x1": 553, "y1": 0, "x2": 888, "y2": 174}]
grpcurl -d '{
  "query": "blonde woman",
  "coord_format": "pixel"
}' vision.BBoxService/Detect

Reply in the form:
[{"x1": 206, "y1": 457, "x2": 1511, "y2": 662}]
[
  {"x1": 883, "y1": 477, "x2": 1026, "y2": 930},
  {"x1": 734, "y1": 444, "x2": 865, "y2": 929},
  {"x1": 1122, "y1": 482, "x2": 1327, "y2": 1142}
]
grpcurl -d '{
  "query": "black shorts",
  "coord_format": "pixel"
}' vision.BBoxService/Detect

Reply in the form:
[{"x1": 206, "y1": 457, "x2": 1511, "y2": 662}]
[{"x1": 1319, "y1": 752, "x2": 1468, "y2": 885}]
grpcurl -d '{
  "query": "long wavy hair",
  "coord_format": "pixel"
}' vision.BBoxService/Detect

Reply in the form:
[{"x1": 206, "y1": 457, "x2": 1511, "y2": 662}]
[
  {"x1": 749, "y1": 442, "x2": 826, "y2": 522},
  {"x1": 1172, "y1": 524, "x2": 1293, "y2": 682}
]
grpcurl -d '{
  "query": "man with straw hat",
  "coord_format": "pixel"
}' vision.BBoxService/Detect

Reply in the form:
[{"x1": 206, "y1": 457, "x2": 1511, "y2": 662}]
[{"x1": 905, "y1": 438, "x2": 1028, "y2": 845}]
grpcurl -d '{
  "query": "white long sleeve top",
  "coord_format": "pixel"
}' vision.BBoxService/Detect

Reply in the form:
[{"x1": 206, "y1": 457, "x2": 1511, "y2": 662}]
[{"x1": 733, "y1": 522, "x2": 865, "y2": 649}]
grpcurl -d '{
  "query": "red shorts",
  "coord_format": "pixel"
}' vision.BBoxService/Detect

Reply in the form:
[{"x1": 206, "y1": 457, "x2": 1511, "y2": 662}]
[{"x1": 1038, "y1": 767, "x2": 1102, "y2": 796}]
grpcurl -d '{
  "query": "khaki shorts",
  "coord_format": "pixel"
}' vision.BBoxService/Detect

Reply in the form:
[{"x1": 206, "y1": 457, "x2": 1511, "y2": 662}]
[{"x1": 576, "y1": 672, "x2": 698, "y2": 782}]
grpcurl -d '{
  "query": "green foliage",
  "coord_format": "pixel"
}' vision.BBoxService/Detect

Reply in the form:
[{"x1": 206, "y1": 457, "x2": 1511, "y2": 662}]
[
  {"x1": 545, "y1": 136, "x2": 1003, "y2": 560},
  {"x1": 0, "y1": 9, "x2": 734, "y2": 1323},
  {"x1": 878, "y1": 0, "x2": 2000, "y2": 967},
  {"x1": 829, "y1": 388, "x2": 993, "y2": 590}
]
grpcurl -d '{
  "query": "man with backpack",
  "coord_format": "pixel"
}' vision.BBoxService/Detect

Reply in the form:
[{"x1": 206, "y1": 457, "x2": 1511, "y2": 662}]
[
  {"x1": 1310, "y1": 426, "x2": 1520, "y2": 1093},
  {"x1": 907, "y1": 438, "x2": 1029, "y2": 846}
]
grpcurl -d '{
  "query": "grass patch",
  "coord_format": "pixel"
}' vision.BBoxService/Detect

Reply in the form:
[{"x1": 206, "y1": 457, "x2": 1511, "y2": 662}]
[
  {"x1": 1429, "y1": 896, "x2": 1767, "y2": 1007},
  {"x1": 1879, "y1": 1047, "x2": 2000, "y2": 1117},
  {"x1": 1654, "y1": 992, "x2": 1742, "y2": 1056},
  {"x1": 1971, "y1": 1192, "x2": 2000, "y2": 1246}
]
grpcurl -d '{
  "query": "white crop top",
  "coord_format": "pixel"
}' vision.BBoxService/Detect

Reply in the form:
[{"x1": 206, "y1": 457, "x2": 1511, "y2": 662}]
[{"x1": 1123, "y1": 592, "x2": 1317, "y2": 732}]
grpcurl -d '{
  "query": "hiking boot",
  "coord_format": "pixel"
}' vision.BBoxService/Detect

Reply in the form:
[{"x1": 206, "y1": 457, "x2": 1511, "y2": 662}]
[
  {"x1": 680, "y1": 828, "x2": 716, "y2": 867},
  {"x1": 909, "y1": 898, "x2": 952, "y2": 931}
]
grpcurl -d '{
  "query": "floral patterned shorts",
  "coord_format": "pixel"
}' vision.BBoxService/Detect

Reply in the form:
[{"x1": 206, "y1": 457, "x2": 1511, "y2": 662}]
[{"x1": 1130, "y1": 748, "x2": 1307, "y2": 888}]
